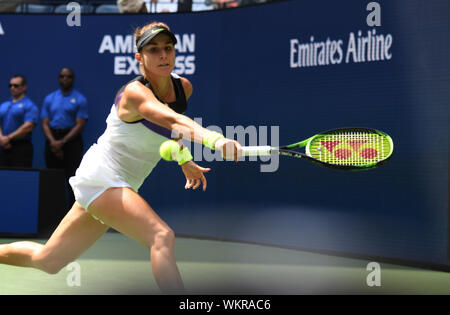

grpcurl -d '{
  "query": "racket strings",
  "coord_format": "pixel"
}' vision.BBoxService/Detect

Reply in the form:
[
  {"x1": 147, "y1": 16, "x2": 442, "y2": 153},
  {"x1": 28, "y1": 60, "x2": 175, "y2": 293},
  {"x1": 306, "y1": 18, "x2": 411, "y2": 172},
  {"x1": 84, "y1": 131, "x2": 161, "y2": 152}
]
[{"x1": 311, "y1": 132, "x2": 391, "y2": 166}]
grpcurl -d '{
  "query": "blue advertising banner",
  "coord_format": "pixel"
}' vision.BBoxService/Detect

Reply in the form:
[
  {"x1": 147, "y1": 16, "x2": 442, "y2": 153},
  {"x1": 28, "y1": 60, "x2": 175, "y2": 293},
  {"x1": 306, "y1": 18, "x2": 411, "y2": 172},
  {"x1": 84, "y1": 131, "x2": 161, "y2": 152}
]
[{"x1": 0, "y1": 0, "x2": 449, "y2": 268}]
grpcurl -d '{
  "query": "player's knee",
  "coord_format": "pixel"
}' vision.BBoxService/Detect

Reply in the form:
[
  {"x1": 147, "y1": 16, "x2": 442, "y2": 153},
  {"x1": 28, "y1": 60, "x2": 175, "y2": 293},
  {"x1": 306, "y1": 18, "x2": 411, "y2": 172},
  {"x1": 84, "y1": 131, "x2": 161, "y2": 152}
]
[
  {"x1": 152, "y1": 227, "x2": 175, "y2": 250},
  {"x1": 32, "y1": 252, "x2": 66, "y2": 275}
]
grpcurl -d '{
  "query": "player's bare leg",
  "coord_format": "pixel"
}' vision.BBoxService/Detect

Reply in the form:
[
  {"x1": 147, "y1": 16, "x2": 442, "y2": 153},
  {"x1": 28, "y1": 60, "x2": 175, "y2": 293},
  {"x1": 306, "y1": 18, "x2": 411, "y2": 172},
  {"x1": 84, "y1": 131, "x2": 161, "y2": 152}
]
[
  {"x1": 0, "y1": 202, "x2": 109, "y2": 274},
  {"x1": 88, "y1": 187, "x2": 185, "y2": 294}
]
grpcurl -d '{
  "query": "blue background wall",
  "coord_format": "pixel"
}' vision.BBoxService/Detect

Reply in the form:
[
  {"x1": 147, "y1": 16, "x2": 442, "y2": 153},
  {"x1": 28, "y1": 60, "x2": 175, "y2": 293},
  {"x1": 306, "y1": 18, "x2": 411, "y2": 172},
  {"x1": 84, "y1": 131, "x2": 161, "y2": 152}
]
[
  {"x1": 0, "y1": 0, "x2": 449, "y2": 268},
  {"x1": 0, "y1": 170, "x2": 39, "y2": 234}
]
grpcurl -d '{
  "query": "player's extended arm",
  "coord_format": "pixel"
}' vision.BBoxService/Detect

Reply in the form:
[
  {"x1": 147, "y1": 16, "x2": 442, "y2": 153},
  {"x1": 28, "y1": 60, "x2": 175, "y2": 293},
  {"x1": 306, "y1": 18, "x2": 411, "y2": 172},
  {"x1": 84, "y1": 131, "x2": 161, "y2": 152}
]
[{"x1": 121, "y1": 81, "x2": 241, "y2": 160}]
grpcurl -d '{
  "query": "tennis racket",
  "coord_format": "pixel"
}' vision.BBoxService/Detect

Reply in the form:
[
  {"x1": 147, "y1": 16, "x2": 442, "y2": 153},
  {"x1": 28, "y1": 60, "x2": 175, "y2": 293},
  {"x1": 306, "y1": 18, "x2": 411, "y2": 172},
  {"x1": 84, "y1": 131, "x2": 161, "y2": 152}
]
[{"x1": 242, "y1": 127, "x2": 394, "y2": 170}]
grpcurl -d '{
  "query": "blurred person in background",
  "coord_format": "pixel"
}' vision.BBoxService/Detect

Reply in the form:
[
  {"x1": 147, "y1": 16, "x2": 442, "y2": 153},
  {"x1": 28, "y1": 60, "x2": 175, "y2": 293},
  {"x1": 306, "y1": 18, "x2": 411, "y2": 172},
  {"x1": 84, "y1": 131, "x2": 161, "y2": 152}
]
[
  {"x1": 211, "y1": 0, "x2": 238, "y2": 9},
  {"x1": 117, "y1": 0, "x2": 148, "y2": 13},
  {"x1": 0, "y1": 0, "x2": 20, "y2": 12},
  {"x1": 41, "y1": 67, "x2": 88, "y2": 205},
  {"x1": 144, "y1": 0, "x2": 178, "y2": 13},
  {"x1": 0, "y1": 74, "x2": 39, "y2": 168},
  {"x1": 178, "y1": 0, "x2": 192, "y2": 12},
  {"x1": 0, "y1": 0, "x2": 38, "y2": 13}
]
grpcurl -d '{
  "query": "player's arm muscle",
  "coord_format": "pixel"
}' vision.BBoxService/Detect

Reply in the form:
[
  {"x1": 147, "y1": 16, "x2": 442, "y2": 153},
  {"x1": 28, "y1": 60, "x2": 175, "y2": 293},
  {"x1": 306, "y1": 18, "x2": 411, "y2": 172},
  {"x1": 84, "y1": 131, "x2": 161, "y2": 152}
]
[{"x1": 121, "y1": 81, "x2": 209, "y2": 143}]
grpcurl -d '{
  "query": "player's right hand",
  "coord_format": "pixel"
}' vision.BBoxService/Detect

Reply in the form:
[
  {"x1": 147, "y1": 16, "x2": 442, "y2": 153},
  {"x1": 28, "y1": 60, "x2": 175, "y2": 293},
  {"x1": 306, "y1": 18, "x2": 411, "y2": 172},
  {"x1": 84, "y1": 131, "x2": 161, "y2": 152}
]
[{"x1": 214, "y1": 138, "x2": 242, "y2": 162}]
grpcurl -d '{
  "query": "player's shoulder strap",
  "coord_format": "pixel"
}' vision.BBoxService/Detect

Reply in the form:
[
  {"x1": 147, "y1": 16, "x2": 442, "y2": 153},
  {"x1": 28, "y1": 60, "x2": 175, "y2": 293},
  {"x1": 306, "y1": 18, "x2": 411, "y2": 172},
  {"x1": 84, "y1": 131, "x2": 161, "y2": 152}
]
[
  {"x1": 169, "y1": 73, "x2": 187, "y2": 114},
  {"x1": 114, "y1": 75, "x2": 187, "y2": 114}
]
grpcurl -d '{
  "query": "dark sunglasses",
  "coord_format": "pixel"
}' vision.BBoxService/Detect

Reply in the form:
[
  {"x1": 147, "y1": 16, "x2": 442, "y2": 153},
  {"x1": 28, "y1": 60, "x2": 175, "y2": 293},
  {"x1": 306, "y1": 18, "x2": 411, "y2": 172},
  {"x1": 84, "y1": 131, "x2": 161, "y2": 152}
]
[
  {"x1": 9, "y1": 83, "x2": 22, "y2": 88},
  {"x1": 59, "y1": 74, "x2": 74, "y2": 79}
]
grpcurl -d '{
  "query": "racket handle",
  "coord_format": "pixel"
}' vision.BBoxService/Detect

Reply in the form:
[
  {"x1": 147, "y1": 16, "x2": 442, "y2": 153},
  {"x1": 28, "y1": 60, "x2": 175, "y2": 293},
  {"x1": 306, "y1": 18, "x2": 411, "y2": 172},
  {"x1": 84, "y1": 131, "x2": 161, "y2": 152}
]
[{"x1": 242, "y1": 146, "x2": 272, "y2": 156}]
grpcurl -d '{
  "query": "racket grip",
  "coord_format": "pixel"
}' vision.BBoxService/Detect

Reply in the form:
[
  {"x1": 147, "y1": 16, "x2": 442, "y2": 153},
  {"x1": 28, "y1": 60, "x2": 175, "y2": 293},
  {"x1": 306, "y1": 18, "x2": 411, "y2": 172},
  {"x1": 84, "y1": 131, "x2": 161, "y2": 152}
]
[{"x1": 242, "y1": 146, "x2": 272, "y2": 156}]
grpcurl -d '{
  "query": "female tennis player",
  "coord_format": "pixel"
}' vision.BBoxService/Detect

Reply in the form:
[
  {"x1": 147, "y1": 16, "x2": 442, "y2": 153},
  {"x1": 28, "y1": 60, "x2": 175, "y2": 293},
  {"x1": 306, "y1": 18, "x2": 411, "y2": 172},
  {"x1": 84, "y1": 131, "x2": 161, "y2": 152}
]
[{"x1": 0, "y1": 22, "x2": 242, "y2": 294}]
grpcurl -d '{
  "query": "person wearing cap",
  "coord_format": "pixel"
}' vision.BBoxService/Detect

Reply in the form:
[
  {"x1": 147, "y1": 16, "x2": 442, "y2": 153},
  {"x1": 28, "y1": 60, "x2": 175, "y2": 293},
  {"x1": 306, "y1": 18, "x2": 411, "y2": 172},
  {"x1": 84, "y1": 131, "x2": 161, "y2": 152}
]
[
  {"x1": 0, "y1": 21, "x2": 242, "y2": 294},
  {"x1": 41, "y1": 67, "x2": 88, "y2": 205},
  {"x1": 0, "y1": 74, "x2": 39, "y2": 168}
]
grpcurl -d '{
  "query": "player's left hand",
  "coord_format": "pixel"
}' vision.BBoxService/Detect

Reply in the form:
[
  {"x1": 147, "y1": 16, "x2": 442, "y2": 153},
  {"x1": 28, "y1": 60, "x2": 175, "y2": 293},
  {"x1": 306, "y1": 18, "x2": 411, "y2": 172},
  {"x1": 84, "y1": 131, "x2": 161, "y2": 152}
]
[{"x1": 180, "y1": 161, "x2": 211, "y2": 191}]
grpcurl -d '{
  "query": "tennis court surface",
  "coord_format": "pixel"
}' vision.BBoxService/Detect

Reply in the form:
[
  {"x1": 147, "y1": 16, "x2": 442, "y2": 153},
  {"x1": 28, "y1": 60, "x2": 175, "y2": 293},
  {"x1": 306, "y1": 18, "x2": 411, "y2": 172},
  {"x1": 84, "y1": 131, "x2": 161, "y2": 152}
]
[{"x1": 1, "y1": 232, "x2": 450, "y2": 295}]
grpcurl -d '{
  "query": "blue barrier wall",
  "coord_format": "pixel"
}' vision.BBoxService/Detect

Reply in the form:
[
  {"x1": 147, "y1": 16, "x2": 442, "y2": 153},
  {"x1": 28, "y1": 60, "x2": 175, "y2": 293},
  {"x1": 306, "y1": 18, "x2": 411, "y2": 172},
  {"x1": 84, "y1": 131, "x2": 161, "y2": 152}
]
[
  {"x1": 0, "y1": 0, "x2": 449, "y2": 268},
  {"x1": 0, "y1": 170, "x2": 39, "y2": 234}
]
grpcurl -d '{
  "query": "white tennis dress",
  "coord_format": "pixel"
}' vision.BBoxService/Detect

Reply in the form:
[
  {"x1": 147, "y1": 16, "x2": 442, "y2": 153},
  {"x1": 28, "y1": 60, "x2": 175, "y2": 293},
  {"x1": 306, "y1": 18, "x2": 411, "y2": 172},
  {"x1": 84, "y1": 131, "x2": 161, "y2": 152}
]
[{"x1": 69, "y1": 103, "x2": 168, "y2": 212}]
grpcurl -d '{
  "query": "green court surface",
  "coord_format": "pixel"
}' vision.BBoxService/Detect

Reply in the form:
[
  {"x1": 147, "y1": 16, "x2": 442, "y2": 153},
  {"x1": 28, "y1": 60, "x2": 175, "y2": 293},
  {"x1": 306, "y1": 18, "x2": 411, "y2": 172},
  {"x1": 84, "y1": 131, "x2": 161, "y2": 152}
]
[{"x1": 1, "y1": 232, "x2": 450, "y2": 295}]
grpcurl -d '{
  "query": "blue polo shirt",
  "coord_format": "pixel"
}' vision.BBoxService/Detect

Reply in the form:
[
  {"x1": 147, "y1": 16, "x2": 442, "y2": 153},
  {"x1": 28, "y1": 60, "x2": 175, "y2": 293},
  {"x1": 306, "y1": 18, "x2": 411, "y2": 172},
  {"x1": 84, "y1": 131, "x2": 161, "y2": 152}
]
[
  {"x1": 41, "y1": 89, "x2": 88, "y2": 129},
  {"x1": 0, "y1": 96, "x2": 39, "y2": 140}
]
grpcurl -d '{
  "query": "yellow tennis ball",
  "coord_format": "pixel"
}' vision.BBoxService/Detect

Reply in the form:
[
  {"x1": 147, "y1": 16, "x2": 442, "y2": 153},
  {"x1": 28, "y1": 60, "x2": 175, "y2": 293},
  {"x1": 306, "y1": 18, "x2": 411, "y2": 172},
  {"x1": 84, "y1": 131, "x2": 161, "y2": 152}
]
[{"x1": 159, "y1": 140, "x2": 180, "y2": 161}]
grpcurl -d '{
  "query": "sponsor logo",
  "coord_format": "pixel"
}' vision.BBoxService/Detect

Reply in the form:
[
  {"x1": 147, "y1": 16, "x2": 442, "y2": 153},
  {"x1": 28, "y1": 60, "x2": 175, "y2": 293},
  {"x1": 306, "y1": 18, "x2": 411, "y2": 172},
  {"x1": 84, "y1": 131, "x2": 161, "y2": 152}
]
[
  {"x1": 290, "y1": 29, "x2": 393, "y2": 69},
  {"x1": 98, "y1": 33, "x2": 196, "y2": 76}
]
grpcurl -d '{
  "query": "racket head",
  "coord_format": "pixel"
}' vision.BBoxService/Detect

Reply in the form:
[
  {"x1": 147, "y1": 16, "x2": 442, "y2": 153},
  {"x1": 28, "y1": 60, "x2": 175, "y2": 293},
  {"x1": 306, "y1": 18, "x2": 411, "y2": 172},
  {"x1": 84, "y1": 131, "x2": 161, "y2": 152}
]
[{"x1": 305, "y1": 127, "x2": 394, "y2": 170}]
